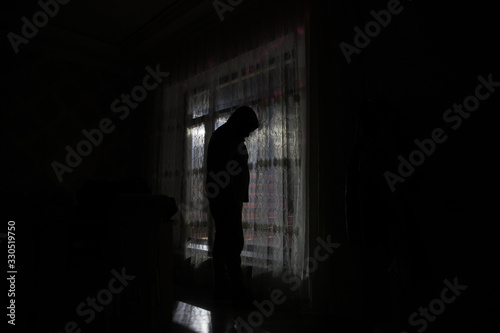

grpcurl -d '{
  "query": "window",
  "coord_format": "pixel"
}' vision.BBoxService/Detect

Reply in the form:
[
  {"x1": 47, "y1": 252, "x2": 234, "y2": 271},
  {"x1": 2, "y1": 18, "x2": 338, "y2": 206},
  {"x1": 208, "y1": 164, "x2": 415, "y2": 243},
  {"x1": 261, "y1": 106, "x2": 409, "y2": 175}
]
[{"x1": 175, "y1": 33, "x2": 306, "y2": 276}]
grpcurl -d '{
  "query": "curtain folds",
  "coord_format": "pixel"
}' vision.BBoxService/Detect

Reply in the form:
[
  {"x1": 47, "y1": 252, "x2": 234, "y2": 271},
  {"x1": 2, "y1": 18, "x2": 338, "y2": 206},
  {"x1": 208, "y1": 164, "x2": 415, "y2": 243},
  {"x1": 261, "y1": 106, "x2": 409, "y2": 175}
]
[{"x1": 150, "y1": 1, "x2": 309, "y2": 301}]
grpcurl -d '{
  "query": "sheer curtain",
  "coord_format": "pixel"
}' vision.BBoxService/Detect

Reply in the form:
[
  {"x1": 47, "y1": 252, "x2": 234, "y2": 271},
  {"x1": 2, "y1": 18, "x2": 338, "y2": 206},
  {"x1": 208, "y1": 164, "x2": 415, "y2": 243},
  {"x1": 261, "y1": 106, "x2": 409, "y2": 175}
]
[{"x1": 149, "y1": 1, "x2": 309, "y2": 300}]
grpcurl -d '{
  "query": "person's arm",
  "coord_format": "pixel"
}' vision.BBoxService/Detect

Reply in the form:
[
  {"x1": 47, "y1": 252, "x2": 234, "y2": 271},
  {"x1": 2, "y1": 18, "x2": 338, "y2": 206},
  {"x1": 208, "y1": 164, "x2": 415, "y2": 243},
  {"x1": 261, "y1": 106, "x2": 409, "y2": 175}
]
[
  {"x1": 230, "y1": 142, "x2": 249, "y2": 203},
  {"x1": 206, "y1": 133, "x2": 240, "y2": 202}
]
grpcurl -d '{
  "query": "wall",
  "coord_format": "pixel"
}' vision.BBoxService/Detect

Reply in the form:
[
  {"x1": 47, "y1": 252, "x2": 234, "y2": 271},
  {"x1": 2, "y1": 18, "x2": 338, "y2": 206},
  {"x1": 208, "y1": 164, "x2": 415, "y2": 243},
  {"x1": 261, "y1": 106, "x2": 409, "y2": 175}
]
[
  {"x1": 310, "y1": 0, "x2": 498, "y2": 327},
  {"x1": 3, "y1": 52, "x2": 154, "y2": 195},
  {"x1": 3, "y1": 35, "x2": 156, "y2": 333},
  {"x1": 4, "y1": 0, "x2": 498, "y2": 329}
]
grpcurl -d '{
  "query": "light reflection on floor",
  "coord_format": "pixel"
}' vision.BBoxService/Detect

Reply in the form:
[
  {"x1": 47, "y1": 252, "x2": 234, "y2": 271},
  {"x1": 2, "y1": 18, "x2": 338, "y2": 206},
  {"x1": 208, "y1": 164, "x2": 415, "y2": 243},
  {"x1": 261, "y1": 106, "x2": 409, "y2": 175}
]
[
  {"x1": 171, "y1": 300, "x2": 271, "y2": 333},
  {"x1": 172, "y1": 301, "x2": 213, "y2": 333},
  {"x1": 170, "y1": 285, "x2": 369, "y2": 333}
]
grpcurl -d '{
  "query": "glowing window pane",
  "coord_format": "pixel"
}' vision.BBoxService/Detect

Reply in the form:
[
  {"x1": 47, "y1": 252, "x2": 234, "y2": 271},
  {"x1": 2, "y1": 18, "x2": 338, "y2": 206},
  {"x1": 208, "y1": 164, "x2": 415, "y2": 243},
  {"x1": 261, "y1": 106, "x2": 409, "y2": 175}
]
[
  {"x1": 215, "y1": 116, "x2": 229, "y2": 130},
  {"x1": 188, "y1": 90, "x2": 209, "y2": 119},
  {"x1": 187, "y1": 124, "x2": 205, "y2": 170}
]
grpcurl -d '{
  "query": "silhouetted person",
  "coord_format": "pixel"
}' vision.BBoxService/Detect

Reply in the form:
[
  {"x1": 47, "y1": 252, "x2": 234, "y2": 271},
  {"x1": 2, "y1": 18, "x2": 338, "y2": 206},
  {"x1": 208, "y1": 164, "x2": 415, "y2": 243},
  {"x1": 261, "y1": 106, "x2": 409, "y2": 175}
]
[{"x1": 206, "y1": 106, "x2": 259, "y2": 304}]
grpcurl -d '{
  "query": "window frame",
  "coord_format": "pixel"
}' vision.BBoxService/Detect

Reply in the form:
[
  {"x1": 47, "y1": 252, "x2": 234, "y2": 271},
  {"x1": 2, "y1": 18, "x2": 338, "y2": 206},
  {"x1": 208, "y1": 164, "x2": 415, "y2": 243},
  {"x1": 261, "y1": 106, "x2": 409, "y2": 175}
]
[{"x1": 181, "y1": 36, "x2": 302, "y2": 267}]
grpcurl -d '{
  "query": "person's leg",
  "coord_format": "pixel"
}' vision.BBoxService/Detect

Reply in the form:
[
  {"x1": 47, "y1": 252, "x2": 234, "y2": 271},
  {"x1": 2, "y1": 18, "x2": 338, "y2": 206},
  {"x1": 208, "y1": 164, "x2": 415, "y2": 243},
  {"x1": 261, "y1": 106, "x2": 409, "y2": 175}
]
[
  {"x1": 210, "y1": 201, "x2": 246, "y2": 298},
  {"x1": 212, "y1": 230, "x2": 230, "y2": 298},
  {"x1": 220, "y1": 201, "x2": 245, "y2": 295},
  {"x1": 211, "y1": 201, "x2": 246, "y2": 297},
  {"x1": 210, "y1": 202, "x2": 231, "y2": 299},
  {"x1": 225, "y1": 221, "x2": 244, "y2": 295}
]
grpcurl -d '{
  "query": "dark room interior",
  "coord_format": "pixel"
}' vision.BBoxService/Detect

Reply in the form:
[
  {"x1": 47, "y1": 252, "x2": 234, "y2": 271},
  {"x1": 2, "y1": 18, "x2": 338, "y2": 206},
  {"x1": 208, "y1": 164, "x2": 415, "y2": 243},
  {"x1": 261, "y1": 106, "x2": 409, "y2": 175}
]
[{"x1": 2, "y1": 0, "x2": 499, "y2": 332}]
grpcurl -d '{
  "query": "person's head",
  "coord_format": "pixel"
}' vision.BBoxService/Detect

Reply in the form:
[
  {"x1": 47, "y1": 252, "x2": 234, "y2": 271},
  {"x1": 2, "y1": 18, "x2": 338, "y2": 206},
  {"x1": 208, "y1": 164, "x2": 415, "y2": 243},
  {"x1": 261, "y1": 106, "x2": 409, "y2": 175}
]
[{"x1": 227, "y1": 106, "x2": 259, "y2": 139}]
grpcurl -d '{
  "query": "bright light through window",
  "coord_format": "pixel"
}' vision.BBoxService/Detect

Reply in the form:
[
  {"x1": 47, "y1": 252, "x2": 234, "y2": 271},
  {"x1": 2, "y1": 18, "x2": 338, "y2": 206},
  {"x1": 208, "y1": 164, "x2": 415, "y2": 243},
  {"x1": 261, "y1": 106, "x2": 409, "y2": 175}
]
[
  {"x1": 187, "y1": 124, "x2": 205, "y2": 170},
  {"x1": 215, "y1": 116, "x2": 229, "y2": 130}
]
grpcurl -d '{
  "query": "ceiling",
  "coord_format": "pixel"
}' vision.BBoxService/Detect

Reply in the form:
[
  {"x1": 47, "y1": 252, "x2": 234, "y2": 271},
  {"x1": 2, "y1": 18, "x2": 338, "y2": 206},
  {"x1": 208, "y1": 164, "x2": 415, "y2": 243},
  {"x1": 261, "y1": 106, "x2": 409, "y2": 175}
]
[
  {"x1": 47, "y1": 0, "x2": 183, "y2": 45},
  {"x1": 2, "y1": 0, "x2": 216, "y2": 63}
]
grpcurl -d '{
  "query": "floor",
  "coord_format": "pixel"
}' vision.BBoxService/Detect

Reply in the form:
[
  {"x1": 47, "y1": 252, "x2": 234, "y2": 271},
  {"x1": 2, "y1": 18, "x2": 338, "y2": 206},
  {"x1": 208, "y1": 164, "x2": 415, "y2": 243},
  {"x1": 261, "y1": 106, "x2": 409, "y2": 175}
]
[{"x1": 167, "y1": 284, "x2": 368, "y2": 333}]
